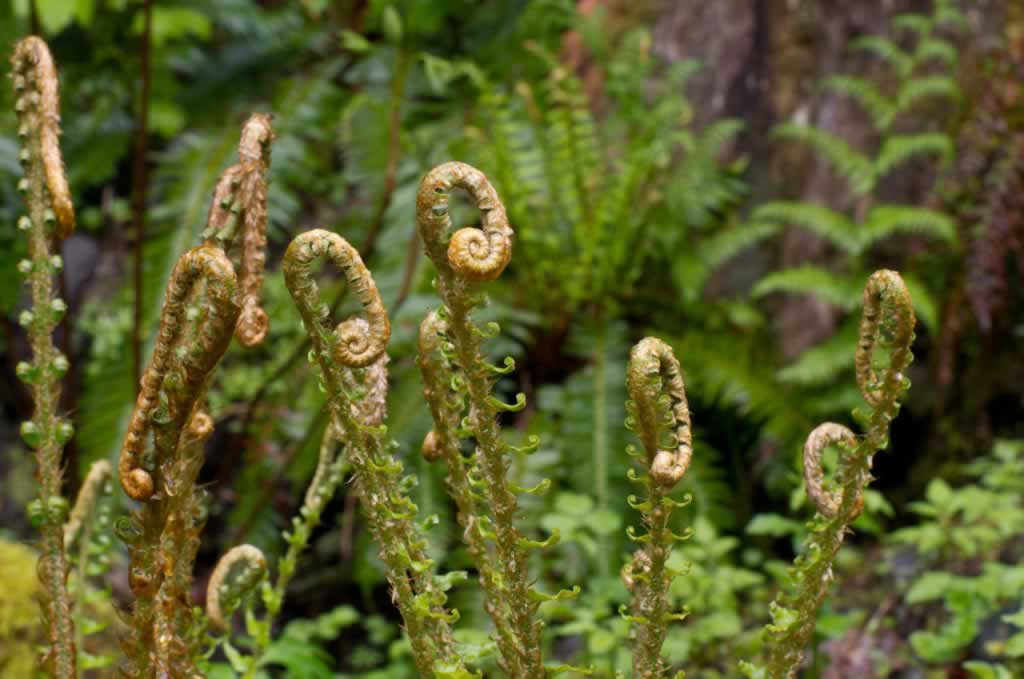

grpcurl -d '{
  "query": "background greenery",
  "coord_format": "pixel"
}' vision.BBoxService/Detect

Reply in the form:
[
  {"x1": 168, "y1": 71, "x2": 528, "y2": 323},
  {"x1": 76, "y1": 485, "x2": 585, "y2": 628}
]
[{"x1": 1, "y1": 0, "x2": 1022, "y2": 676}]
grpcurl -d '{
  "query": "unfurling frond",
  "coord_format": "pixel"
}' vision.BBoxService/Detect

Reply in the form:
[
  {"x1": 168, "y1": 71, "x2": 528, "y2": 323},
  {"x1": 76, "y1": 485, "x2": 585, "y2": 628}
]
[
  {"x1": 119, "y1": 247, "x2": 240, "y2": 501},
  {"x1": 207, "y1": 545, "x2": 267, "y2": 630},
  {"x1": 417, "y1": 161, "x2": 513, "y2": 282},
  {"x1": 625, "y1": 337, "x2": 693, "y2": 678},
  {"x1": 746, "y1": 270, "x2": 915, "y2": 679}
]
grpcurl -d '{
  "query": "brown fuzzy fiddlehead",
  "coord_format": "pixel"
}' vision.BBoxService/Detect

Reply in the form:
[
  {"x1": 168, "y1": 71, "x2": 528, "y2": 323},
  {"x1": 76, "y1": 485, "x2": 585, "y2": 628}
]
[
  {"x1": 206, "y1": 545, "x2": 267, "y2": 631},
  {"x1": 119, "y1": 246, "x2": 240, "y2": 501},
  {"x1": 11, "y1": 36, "x2": 77, "y2": 679},
  {"x1": 802, "y1": 423, "x2": 859, "y2": 519},
  {"x1": 284, "y1": 229, "x2": 468, "y2": 677},
  {"x1": 743, "y1": 270, "x2": 916, "y2": 679},
  {"x1": 283, "y1": 230, "x2": 390, "y2": 368},
  {"x1": 624, "y1": 337, "x2": 693, "y2": 678},
  {"x1": 417, "y1": 162, "x2": 563, "y2": 677},
  {"x1": 627, "y1": 337, "x2": 693, "y2": 488},
  {"x1": 855, "y1": 269, "x2": 916, "y2": 407},
  {"x1": 417, "y1": 161, "x2": 513, "y2": 281},
  {"x1": 116, "y1": 246, "x2": 239, "y2": 677},
  {"x1": 203, "y1": 113, "x2": 274, "y2": 347},
  {"x1": 12, "y1": 37, "x2": 74, "y2": 238}
]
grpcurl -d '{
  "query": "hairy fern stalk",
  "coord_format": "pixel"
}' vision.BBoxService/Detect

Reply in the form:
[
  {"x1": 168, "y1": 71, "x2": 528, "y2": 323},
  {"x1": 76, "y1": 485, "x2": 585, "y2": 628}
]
[{"x1": 12, "y1": 35, "x2": 924, "y2": 679}]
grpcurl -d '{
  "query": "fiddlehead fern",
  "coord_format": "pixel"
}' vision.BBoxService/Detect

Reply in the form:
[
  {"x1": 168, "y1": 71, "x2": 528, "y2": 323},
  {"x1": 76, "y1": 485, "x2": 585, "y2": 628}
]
[
  {"x1": 207, "y1": 545, "x2": 267, "y2": 631},
  {"x1": 283, "y1": 229, "x2": 468, "y2": 677},
  {"x1": 417, "y1": 162, "x2": 554, "y2": 677},
  {"x1": 117, "y1": 246, "x2": 240, "y2": 677},
  {"x1": 11, "y1": 36, "x2": 78, "y2": 679},
  {"x1": 741, "y1": 270, "x2": 915, "y2": 679},
  {"x1": 203, "y1": 113, "x2": 274, "y2": 347},
  {"x1": 623, "y1": 337, "x2": 693, "y2": 679}
]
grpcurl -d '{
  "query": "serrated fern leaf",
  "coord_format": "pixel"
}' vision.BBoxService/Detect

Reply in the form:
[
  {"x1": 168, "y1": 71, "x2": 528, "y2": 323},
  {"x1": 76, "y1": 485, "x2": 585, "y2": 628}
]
[
  {"x1": 850, "y1": 35, "x2": 913, "y2": 77},
  {"x1": 822, "y1": 75, "x2": 895, "y2": 131},
  {"x1": 934, "y1": 5, "x2": 967, "y2": 30},
  {"x1": 914, "y1": 37, "x2": 958, "y2": 69},
  {"x1": 698, "y1": 221, "x2": 780, "y2": 274},
  {"x1": 894, "y1": 75, "x2": 960, "y2": 118},
  {"x1": 774, "y1": 123, "x2": 875, "y2": 195},
  {"x1": 875, "y1": 133, "x2": 953, "y2": 177},
  {"x1": 752, "y1": 201, "x2": 859, "y2": 253},
  {"x1": 862, "y1": 205, "x2": 956, "y2": 250},
  {"x1": 777, "y1": 321, "x2": 858, "y2": 386},
  {"x1": 752, "y1": 266, "x2": 863, "y2": 310}
]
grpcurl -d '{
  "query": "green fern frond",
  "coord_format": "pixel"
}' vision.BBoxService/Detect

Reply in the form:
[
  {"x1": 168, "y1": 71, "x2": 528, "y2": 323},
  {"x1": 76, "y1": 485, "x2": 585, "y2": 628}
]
[
  {"x1": 862, "y1": 205, "x2": 956, "y2": 250},
  {"x1": 933, "y1": 5, "x2": 967, "y2": 30},
  {"x1": 850, "y1": 36, "x2": 913, "y2": 76},
  {"x1": 752, "y1": 266, "x2": 863, "y2": 310},
  {"x1": 893, "y1": 75, "x2": 960, "y2": 118},
  {"x1": 914, "y1": 37, "x2": 958, "y2": 69},
  {"x1": 777, "y1": 321, "x2": 858, "y2": 386},
  {"x1": 752, "y1": 202, "x2": 859, "y2": 253},
  {"x1": 774, "y1": 123, "x2": 875, "y2": 195},
  {"x1": 892, "y1": 13, "x2": 934, "y2": 38},
  {"x1": 875, "y1": 133, "x2": 953, "y2": 177},
  {"x1": 698, "y1": 221, "x2": 780, "y2": 275},
  {"x1": 822, "y1": 75, "x2": 895, "y2": 131}
]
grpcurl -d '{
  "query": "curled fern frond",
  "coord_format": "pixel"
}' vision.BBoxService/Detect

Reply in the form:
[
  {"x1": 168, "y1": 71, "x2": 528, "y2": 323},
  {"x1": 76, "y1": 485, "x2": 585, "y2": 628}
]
[
  {"x1": 417, "y1": 161, "x2": 513, "y2": 281},
  {"x1": 119, "y1": 246, "x2": 240, "y2": 501},
  {"x1": 802, "y1": 423, "x2": 859, "y2": 518},
  {"x1": 855, "y1": 269, "x2": 915, "y2": 407},
  {"x1": 283, "y1": 230, "x2": 390, "y2": 368},
  {"x1": 284, "y1": 229, "x2": 466, "y2": 677},
  {"x1": 207, "y1": 544, "x2": 267, "y2": 631},
  {"x1": 627, "y1": 337, "x2": 693, "y2": 487},
  {"x1": 625, "y1": 337, "x2": 694, "y2": 678},
  {"x1": 12, "y1": 36, "x2": 74, "y2": 237},
  {"x1": 753, "y1": 270, "x2": 916, "y2": 679}
]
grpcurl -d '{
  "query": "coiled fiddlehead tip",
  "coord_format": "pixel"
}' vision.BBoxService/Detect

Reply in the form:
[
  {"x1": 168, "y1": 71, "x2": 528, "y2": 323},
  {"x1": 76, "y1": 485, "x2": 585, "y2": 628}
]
[
  {"x1": 855, "y1": 270, "x2": 916, "y2": 407},
  {"x1": 416, "y1": 161, "x2": 513, "y2": 281},
  {"x1": 206, "y1": 544, "x2": 267, "y2": 630},
  {"x1": 803, "y1": 422, "x2": 860, "y2": 518},
  {"x1": 627, "y1": 337, "x2": 693, "y2": 488},
  {"x1": 63, "y1": 459, "x2": 112, "y2": 548},
  {"x1": 235, "y1": 304, "x2": 269, "y2": 347},
  {"x1": 283, "y1": 229, "x2": 390, "y2": 369},
  {"x1": 11, "y1": 36, "x2": 75, "y2": 238}
]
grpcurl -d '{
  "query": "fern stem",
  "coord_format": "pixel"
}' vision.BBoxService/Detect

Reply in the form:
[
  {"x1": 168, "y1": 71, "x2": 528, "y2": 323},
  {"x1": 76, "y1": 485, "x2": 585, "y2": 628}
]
[
  {"x1": 12, "y1": 36, "x2": 78, "y2": 679},
  {"x1": 593, "y1": 316, "x2": 610, "y2": 579}
]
